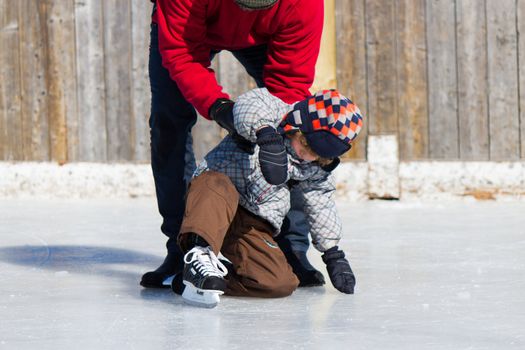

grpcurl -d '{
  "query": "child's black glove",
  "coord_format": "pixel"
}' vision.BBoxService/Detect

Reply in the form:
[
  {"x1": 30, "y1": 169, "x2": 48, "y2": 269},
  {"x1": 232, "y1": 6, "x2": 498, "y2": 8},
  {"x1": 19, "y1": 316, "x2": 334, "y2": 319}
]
[
  {"x1": 256, "y1": 126, "x2": 288, "y2": 185},
  {"x1": 209, "y1": 98, "x2": 254, "y2": 154},
  {"x1": 322, "y1": 246, "x2": 356, "y2": 294}
]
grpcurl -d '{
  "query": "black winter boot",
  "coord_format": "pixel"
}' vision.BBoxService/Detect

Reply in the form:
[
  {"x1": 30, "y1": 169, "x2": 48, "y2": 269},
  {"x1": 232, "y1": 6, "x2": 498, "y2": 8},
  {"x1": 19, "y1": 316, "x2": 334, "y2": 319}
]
[
  {"x1": 275, "y1": 233, "x2": 325, "y2": 287},
  {"x1": 140, "y1": 246, "x2": 184, "y2": 288},
  {"x1": 288, "y1": 250, "x2": 326, "y2": 287}
]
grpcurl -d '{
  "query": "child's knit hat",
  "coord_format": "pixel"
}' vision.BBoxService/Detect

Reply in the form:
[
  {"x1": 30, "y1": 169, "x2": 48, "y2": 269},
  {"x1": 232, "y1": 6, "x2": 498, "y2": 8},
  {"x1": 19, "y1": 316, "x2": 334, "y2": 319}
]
[{"x1": 278, "y1": 90, "x2": 364, "y2": 159}]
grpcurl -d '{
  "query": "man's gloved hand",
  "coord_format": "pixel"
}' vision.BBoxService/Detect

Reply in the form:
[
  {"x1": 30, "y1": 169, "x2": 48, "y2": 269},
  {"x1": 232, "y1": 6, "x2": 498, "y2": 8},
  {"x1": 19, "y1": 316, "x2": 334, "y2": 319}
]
[
  {"x1": 209, "y1": 98, "x2": 236, "y2": 134},
  {"x1": 256, "y1": 126, "x2": 288, "y2": 185},
  {"x1": 322, "y1": 246, "x2": 356, "y2": 294},
  {"x1": 209, "y1": 98, "x2": 254, "y2": 153}
]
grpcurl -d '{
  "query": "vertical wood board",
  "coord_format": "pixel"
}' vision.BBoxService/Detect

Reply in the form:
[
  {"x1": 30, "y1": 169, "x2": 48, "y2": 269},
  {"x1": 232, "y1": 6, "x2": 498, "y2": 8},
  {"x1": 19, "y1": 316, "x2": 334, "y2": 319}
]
[
  {"x1": 335, "y1": 0, "x2": 367, "y2": 160},
  {"x1": 456, "y1": 0, "x2": 489, "y2": 160},
  {"x1": 103, "y1": 0, "x2": 133, "y2": 161},
  {"x1": 365, "y1": 0, "x2": 398, "y2": 135},
  {"x1": 18, "y1": 0, "x2": 50, "y2": 161},
  {"x1": 426, "y1": 0, "x2": 459, "y2": 159},
  {"x1": 0, "y1": 0, "x2": 23, "y2": 160},
  {"x1": 45, "y1": 0, "x2": 77, "y2": 163},
  {"x1": 131, "y1": 0, "x2": 152, "y2": 162},
  {"x1": 75, "y1": 0, "x2": 107, "y2": 161},
  {"x1": 518, "y1": 0, "x2": 525, "y2": 158},
  {"x1": 486, "y1": 0, "x2": 520, "y2": 160},
  {"x1": 396, "y1": 0, "x2": 429, "y2": 160}
]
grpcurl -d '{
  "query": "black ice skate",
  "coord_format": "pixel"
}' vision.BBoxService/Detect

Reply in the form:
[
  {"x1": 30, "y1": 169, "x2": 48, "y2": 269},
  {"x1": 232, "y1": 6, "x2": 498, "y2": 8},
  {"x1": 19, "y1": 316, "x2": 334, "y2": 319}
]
[{"x1": 182, "y1": 246, "x2": 228, "y2": 308}]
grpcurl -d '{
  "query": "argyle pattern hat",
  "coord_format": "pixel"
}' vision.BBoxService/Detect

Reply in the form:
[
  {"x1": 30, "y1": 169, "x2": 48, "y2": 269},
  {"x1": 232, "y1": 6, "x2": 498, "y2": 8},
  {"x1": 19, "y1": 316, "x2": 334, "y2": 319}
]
[
  {"x1": 235, "y1": 0, "x2": 278, "y2": 10},
  {"x1": 278, "y1": 90, "x2": 364, "y2": 159}
]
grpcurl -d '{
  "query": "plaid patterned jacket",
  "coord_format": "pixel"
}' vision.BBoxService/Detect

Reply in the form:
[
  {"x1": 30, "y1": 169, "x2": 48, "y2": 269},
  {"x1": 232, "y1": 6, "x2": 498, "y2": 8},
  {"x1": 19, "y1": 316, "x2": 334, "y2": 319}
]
[{"x1": 194, "y1": 88, "x2": 342, "y2": 252}]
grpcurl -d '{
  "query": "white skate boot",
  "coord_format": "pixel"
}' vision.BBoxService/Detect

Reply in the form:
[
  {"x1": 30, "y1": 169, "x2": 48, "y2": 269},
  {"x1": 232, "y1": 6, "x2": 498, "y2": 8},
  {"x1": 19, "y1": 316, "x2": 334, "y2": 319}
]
[{"x1": 182, "y1": 246, "x2": 228, "y2": 308}]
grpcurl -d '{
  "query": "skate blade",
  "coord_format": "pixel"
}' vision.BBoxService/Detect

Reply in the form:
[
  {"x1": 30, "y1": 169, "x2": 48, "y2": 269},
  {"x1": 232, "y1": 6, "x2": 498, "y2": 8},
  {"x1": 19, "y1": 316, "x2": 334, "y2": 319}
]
[{"x1": 182, "y1": 281, "x2": 224, "y2": 308}]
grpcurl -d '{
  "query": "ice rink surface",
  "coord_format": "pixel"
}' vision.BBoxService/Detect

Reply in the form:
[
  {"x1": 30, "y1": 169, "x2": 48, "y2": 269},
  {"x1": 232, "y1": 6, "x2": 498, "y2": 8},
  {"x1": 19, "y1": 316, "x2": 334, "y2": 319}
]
[{"x1": 0, "y1": 198, "x2": 524, "y2": 350}]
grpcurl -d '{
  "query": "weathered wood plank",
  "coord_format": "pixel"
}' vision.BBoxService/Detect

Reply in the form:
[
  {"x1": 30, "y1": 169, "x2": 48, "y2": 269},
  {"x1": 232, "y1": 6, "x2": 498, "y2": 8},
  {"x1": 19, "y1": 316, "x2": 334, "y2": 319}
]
[
  {"x1": 18, "y1": 0, "x2": 50, "y2": 161},
  {"x1": 365, "y1": 0, "x2": 398, "y2": 135},
  {"x1": 456, "y1": 0, "x2": 489, "y2": 160},
  {"x1": 396, "y1": 0, "x2": 429, "y2": 160},
  {"x1": 486, "y1": 0, "x2": 520, "y2": 160},
  {"x1": 426, "y1": 0, "x2": 459, "y2": 159},
  {"x1": 45, "y1": 0, "x2": 77, "y2": 163},
  {"x1": 103, "y1": 0, "x2": 133, "y2": 161},
  {"x1": 518, "y1": 0, "x2": 525, "y2": 158},
  {"x1": 130, "y1": 0, "x2": 152, "y2": 162},
  {"x1": 0, "y1": 0, "x2": 23, "y2": 160},
  {"x1": 335, "y1": 0, "x2": 367, "y2": 161},
  {"x1": 75, "y1": 0, "x2": 107, "y2": 161}
]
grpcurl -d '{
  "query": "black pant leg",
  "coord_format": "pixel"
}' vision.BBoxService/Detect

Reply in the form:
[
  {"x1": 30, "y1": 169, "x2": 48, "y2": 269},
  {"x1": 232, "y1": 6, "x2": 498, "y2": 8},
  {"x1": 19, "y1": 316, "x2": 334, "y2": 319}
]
[
  {"x1": 230, "y1": 44, "x2": 268, "y2": 87},
  {"x1": 149, "y1": 22, "x2": 197, "y2": 253}
]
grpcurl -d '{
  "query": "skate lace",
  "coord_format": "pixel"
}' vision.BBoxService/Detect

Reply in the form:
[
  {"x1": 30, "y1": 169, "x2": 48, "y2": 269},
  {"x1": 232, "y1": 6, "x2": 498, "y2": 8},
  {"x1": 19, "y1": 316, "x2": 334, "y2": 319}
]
[{"x1": 184, "y1": 246, "x2": 228, "y2": 278}]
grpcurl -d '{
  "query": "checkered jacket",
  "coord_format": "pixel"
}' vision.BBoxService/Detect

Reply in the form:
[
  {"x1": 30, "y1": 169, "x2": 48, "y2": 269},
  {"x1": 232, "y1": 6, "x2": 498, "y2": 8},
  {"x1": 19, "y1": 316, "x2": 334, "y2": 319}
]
[{"x1": 194, "y1": 88, "x2": 342, "y2": 252}]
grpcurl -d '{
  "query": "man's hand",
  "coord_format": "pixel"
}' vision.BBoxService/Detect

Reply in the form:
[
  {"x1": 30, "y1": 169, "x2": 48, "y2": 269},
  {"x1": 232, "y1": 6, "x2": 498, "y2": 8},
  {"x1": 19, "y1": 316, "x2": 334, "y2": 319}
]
[
  {"x1": 209, "y1": 98, "x2": 254, "y2": 153},
  {"x1": 256, "y1": 126, "x2": 288, "y2": 185},
  {"x1": 322, "y1": 246, "x2": 356, "y2": 294}
]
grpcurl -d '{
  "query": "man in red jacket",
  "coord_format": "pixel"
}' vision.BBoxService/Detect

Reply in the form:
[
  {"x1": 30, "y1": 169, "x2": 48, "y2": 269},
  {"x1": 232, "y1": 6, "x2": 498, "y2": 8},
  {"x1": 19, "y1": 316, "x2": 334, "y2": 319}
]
[{"x1": 141, "y1": 0, "x2": 326, "y2": 291}]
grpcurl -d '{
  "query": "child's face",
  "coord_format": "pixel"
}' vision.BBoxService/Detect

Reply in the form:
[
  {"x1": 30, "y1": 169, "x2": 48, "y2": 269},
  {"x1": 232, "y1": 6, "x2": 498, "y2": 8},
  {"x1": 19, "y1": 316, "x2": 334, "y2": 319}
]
[{"x1": 290, "y1": 133, "x2": 319, "y2": 162}]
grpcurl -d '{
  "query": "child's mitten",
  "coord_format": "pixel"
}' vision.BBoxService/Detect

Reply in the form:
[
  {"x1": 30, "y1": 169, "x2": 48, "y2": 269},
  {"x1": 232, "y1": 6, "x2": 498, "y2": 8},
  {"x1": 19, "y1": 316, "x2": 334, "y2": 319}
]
[
  {"x1": 322, "y1": 246, "x2": 356, "y2": 294},
  {"x1": 256, "y1": 126, "x2": 288, "y2": 185}
]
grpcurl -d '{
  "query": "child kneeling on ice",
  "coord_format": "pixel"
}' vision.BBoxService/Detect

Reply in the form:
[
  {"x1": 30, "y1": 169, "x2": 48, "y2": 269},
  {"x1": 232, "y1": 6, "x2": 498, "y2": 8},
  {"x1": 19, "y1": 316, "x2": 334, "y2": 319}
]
[{"x1": 175, "y1": 88, "x2": 364, "y2": 307}]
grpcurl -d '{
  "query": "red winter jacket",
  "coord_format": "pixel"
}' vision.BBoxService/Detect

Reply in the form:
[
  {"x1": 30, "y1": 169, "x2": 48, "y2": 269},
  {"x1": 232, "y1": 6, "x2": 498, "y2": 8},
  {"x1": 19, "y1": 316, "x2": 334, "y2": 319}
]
[{"x1": 154, "y1": 0, "x2": 323, "y2": 119}]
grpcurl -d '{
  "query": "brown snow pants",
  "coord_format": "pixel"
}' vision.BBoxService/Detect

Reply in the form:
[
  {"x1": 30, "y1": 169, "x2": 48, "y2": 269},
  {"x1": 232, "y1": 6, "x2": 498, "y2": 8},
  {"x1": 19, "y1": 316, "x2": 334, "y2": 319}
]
[{"x1": 178, "y1": 171, "x2": 299, "y2": 298}]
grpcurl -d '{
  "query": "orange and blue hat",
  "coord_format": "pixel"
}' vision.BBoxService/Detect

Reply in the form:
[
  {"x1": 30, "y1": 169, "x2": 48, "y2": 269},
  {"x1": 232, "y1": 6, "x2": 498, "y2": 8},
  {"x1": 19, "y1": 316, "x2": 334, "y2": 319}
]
[{"x1": 278, "y1": 90, "x2": 364, "y2": 159}]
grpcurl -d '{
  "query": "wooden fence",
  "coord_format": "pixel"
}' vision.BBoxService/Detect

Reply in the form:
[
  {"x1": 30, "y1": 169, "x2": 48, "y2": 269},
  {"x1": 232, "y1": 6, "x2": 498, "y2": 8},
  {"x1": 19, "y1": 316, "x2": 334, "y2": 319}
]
[{"x1": 1, "y1": 0, "x2": 524, "y2": 163}]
